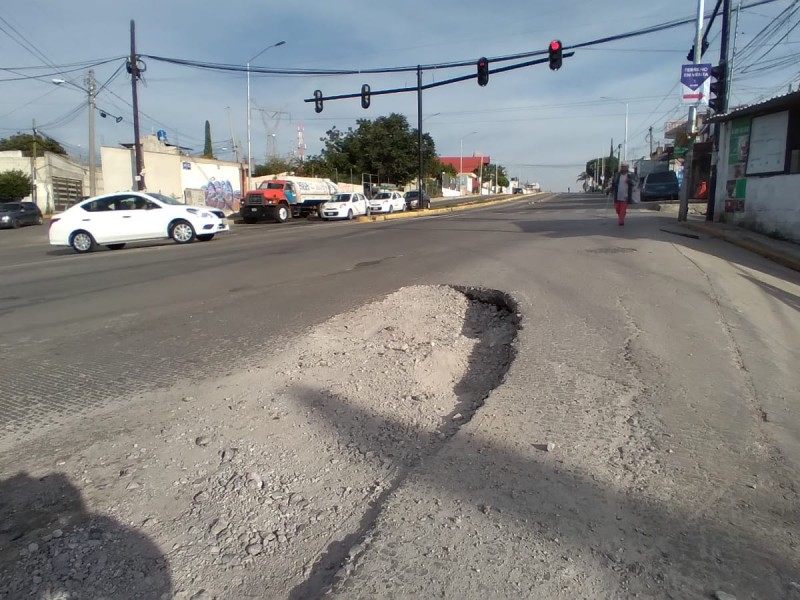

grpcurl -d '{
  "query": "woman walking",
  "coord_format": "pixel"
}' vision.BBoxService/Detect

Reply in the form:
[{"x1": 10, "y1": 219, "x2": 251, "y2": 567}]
[{"x1": 612, "y1": 163, "x2": 634, "y2": 226}]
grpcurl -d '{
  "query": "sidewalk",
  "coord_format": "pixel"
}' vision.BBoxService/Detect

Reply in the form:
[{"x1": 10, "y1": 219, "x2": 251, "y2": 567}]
[{"x1": 681, "y1": 216, "x2": 800, "y2": 273}]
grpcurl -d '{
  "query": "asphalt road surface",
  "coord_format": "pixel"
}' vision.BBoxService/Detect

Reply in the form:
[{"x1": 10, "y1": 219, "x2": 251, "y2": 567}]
[{"x1": 2, "y1": 192, "x2": 799, "y2": 598}]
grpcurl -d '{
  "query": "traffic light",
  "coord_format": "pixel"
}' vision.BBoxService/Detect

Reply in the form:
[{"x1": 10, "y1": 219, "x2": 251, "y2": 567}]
[
  {"x1": 361, "y1": 84, "x2": 371, "y2": 109},
  {"x1": 686, "y1": 39, "x2": 709, "y2": 62},
  {"x1": 709, "y1": 64, "x2": 727, "y2": 113},
  {"x1": 314, "y1": 90, "x2": 323, "y2": 113},
  {"x1": 548, "y1": 40, "x2": 563, "y2": 71},
  {"x1": 477, "y1": 57, "x2": 489, "y2": 86}
]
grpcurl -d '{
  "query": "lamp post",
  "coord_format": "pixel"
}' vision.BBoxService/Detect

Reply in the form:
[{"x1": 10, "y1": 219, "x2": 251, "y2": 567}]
[
  {"x1": 601, "y1": 96, "x2": 629, "y2": 163},
  {"x1": 460, "y1": 131, "x2": 477, "y2": 196},
  {"x1": 53, "y1": 71, "x2": 122, "y2": 197},
  {"x1": 246, "y1": 40, "x2": 285, "y2": 192}
]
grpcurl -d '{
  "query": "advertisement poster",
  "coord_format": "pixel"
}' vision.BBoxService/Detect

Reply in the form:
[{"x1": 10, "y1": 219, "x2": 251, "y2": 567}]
[{"x1": 725, "y1": 118, "x2": 750, "y2": 213}]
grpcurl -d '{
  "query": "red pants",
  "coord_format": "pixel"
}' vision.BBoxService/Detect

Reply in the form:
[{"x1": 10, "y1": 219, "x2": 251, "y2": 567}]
[{"x1": 615, "y1": 200, "x2": 628, "y2": 224}]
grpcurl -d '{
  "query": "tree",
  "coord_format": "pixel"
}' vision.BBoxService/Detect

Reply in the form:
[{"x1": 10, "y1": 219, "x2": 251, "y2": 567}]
[
  {"x1": 309, "y1": 113, "x2": 438, "y2": 186},
  {"x1": 584, "y1": 156, "x2": 618, "y2": 188},
  {"x1": 473, "y1": 163, "x2": 509, "y2": 189},
  {"x1": 254, "y1": 156, "x2": 300, "y2": 177},
  {"x1": 0, "y1": 169, "x2": 32, "y2": 202},
  {"x1": 0, "y1": 133, "x2": 66, "y2": 157},
  {"x1": 202, "y1": 121, "x2": 215, "y2": 159}
]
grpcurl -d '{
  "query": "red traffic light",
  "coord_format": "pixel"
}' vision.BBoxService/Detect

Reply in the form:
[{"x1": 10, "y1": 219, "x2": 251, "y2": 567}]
[
  {"x1": 548, "y1": 40, "x2": 563, "y2": 71},
  {"x1": 549, "y1": 40, "x2": 562, "y2": 52},
  {"x1": 477, "y1": 57, "x2": 489, "y2": 87}
]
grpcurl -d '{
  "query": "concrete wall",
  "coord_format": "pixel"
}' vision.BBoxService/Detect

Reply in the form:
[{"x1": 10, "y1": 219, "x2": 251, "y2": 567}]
[
  {"x1": 180, "y1": 158, "x2": 242, "y2": 213},
  {"x1": 738, "y1": 175, "x2": 800, "y2": 241}
]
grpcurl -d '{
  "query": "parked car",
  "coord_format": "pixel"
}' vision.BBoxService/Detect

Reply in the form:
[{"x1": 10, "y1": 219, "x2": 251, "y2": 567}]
[
  {"x1": 404, "y1": 190, "x2": 430, "y2": 210},
  {"x1": 640, "y1": 171, "x2": 680, "y2": 201},
  {"x1": 319, "y1": 192, "x2": 370, "y2": 220},
  {"x1": 369, "y1": 190, "x2": 406, "y2": 214},
  {"x1": 0, "y1": 202, "x2": 43, "y2": 229},
  {"x1": 49, "y1": 191, "x2": 229, "y2": 253}
]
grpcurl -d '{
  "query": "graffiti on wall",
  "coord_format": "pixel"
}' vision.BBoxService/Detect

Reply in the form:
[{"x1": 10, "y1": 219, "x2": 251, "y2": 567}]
[{"x1": 202, "y1": 178, "x2": 242, "y2": 213}]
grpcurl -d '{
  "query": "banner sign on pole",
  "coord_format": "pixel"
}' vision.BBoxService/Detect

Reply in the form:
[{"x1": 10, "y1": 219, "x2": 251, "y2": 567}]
[{"x1": 681, "y1": 64, "x2": 712, "y2": 105}]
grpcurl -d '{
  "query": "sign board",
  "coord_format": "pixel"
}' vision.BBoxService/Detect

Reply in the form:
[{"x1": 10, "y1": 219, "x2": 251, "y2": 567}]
[
  {"x1": 724, "y1": 118, "x2": 750, "y2": 213},
  {"x1": 681, "y1": 64, "x2": 712, "y2": 105},
  {"x1": 746, "y1": 110, "x2": 789, "y2": 175}
]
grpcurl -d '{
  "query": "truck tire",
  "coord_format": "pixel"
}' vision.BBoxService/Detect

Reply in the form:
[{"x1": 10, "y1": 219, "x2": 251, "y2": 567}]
[{"x1": 275, "y1": 204, "x2": 290, "y2": 223}]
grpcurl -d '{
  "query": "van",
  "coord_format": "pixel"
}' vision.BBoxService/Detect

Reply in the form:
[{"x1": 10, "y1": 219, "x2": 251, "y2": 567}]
[{"x1": 641, "y1": 171, "x2": 680, "y2": 201}]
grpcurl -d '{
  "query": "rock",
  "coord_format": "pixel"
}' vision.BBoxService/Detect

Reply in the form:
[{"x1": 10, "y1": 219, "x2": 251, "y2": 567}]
[
  {"x1": 714, "y1": 592, "x2": 736, "y2": 600},
  {"x1": 546, "y1": 442, "x2": 556, "y2": 452},
  {"x1": 27, "y1": 542, "x2": 39, "y2": 553},
  {"x1": 195, "y1": 436, "x2": 211, "y2": 447},
  {"x1": 452, "y1": 413, "x2": 464, "y2": 421},
  {"x1": 245, "y1": 543, "x2": 262, "y2": 556},
  {"x1": 209, "y1": 520, "x2": 228, "y2": 538},
  {"x1": 246, "y1": 473, "x2": 263, "y2": 490},
  {"x1": 52, "y1": 529, "x2": 63, "y2": 538},
  {"x1": 182, "y1": 396, "x2": 195, "y2": 402},
  {"x1": 193, "y1": 491, "x2": 209, "y2": 503},
  {"x1": 190, "y1": 591, "x2": 211, "y2": 600},
  {"x1": 126, "y1": 481, "x2": 141, "y2": 490},
  {"x1": 220, "y1": 448, "x2": 238, "y2": 462}
]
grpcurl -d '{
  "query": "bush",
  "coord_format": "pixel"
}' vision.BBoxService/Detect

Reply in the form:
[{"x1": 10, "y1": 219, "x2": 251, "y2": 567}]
[{"x1": 0, "y1": 169, "x2": 32, "y2": 202}]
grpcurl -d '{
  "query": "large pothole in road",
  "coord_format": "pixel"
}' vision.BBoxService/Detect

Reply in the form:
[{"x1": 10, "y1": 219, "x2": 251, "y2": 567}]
[{"x1": 0, "y1": 285, "x2": 519, "y2": 600}]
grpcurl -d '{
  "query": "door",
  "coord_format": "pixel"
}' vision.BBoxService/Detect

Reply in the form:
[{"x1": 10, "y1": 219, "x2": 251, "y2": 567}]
[
  {"x1": 356, "y1": 194, "x2": 368, "y2": 216},
  {"x1": 117, "y1": 195, "x2": 167, "y2": 240},
  {"x1": 77, "y1": 196, "x2": 128, "y2": 243}
]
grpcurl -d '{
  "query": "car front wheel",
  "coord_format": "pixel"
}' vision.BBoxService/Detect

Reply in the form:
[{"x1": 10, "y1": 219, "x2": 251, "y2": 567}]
[
  {"x1": 170, "y1": 219, "x2": 196, "y2": 244},
  {"x1": 70, "y1": 230, "x2": 96, "y2": 254},
  {"x1": 347, "y1": 209, "x2": 354, "y2": 220}
]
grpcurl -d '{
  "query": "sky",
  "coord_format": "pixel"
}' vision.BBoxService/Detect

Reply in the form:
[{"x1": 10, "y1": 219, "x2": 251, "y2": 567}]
[{"x1": 1, "y1": 0, "x2": 798, "y2": 192}]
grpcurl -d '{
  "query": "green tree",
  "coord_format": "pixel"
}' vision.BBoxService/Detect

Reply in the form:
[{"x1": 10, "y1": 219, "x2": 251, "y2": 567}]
[
  {"x1": 0, "y1": 133, "x2": 66, "y2": 157},
  {"x1": 0, "y1": 169, "x2": 32, "y2": 202},
  {"x1": 310, "y1": 113, "x2": 437, "y2": 186},
  {"x1": 473, "y1": 163, "x2": 509, "y2": 189},
  {"x1": 202, "y1": 120, "x2": 215, "y2": 159},
  {"x1": 584, "y1": 156, "x2": 618, "y2": 186},
  {"x1": 253, "y1": 156, "x2": 300, "y2": 177}
]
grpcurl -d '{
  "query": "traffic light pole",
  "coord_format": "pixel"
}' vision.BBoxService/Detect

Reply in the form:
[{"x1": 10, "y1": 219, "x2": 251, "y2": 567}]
[
  {"x1": 679, "y1": 0, "x2": 705, "y2": 222},
  {"x1": 417, "y1": 66, "x2": 426, "y2": 208},
  {"x1": 706, "y1": 0, "x2": 732, "y2": 221}
]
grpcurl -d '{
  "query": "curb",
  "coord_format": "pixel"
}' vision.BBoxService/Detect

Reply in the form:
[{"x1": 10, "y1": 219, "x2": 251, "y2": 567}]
[
  {"x1": 682, "y1": 222, "x2": 800, "y2": 273},
  {"x1": 355, "y1": 193, "x2": 543, "y2": 223}
]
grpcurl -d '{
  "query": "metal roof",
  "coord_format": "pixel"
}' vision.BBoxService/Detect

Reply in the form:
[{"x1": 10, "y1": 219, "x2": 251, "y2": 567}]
[{"x1": 706, "y1": 89, "x2": 800, "y2": 123}]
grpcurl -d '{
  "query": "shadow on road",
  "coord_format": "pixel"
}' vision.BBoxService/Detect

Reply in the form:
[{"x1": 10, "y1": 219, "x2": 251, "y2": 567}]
[{"x1": 0, "y1": 471, "x2": 171, "y2": 599}]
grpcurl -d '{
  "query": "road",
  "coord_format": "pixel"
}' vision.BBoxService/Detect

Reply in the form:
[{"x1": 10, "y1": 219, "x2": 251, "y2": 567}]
[{"x1": 1, "y1": 193, "x2": 798, "y2": 598}]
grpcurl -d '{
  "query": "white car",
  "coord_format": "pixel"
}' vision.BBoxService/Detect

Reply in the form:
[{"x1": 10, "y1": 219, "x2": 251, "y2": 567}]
[
  {"x1": 49, "y1": 191, "x2": 229, "y2": 253},
  {"x1": 368, "y1": 190, "x2": 406, "y2": 214},
  {"x1": 319, "y1": 192, "x2": 370, "y2": 220}
]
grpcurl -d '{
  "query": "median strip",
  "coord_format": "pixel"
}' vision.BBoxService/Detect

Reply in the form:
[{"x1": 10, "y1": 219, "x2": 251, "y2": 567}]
[{"x1": 356, "y1": 193, "x2": 543, "y2": 223}]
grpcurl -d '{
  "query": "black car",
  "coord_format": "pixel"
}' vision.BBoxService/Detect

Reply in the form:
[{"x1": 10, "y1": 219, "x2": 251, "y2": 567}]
[
  {"x1": 404, "y1": 190, "x2": 430, "y2": 210},
  {"x1": 0, "y1": 202, "x2": 43, "y2": 229},
  {"x1": 640, "y1": 171, "x2": 680, "y2": 201}
]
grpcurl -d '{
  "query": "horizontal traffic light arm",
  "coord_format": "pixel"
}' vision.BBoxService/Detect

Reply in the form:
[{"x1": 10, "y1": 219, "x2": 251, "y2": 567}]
[{"x1": 304, "y1": 52, "x2": 575, "y2": 104}]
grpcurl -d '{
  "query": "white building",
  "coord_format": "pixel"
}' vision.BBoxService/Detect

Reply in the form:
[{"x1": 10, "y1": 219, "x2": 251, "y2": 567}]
[
  {"x1": 101, "y1": 135, "x2": 245, "y2": 214},
  {"x1": 708, "y1": 90, "x2": 800, "y2": 242}
]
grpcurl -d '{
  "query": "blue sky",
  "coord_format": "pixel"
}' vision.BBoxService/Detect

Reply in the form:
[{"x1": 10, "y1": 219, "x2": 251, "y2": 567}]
[{"x1": 1, "y1": 0, "x2": 798, "y2": 191}]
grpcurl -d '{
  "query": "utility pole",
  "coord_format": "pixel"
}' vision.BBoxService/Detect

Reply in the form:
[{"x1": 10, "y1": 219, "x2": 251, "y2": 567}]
[
  {"x1": 31, "y1": 119, "x2": 37, "y2": 206},
  {"x1": 706, "y1": 0, "x2": 732, "y2": 221},
  {"x1": 495, "y1": 163, "x2": 498, "y2": 193},
  {"x1": 130, "y1": 20, "x2": 145, "y2": 191},
  {"x1": 87, "y1": 69, "x2": 97, "y2": 196},
  {"x1": 648, "y1": 126, "x2": 654, "y2": 156},
  {"x1": 417, "y1": 66, "x2": 426, "y2": 207},
  {"x1": 679, "y1": 0, "x2": 705, "y2": 222}
]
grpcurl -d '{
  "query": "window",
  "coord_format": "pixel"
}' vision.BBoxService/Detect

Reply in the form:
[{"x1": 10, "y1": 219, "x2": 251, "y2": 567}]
[{"x1": 81, "y1": 197, "x2": 117, "y2": 212}]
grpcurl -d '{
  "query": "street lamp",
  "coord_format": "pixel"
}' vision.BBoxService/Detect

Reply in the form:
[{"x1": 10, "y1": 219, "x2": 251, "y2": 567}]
[
  {"x1": 246, "y1": 40, "x2": 286, "y2": 191},
  {"x1": 601, "y1": 96, "x2": 629, "y2": 163},
  {"x1": 460, "y1": 131, "x2": 477, "y2": 196}
]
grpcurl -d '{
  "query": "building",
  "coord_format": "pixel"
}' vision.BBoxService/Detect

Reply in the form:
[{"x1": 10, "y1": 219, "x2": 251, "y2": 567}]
[
  {"x1": 0, "y1": 150, "x2": 95, "y2": 213},
  {"x1": 101, "y1": 135, "x2": 245, "y2": 214},
  {"x1": 707, "y1": 90, "x2": 800, "y2": 241},
  {"x1": 438, "y1": 155, "x2": 491, "y2": 195}
]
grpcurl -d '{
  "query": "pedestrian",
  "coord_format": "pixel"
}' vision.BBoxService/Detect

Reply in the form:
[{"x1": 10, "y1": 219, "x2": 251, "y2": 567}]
[{"x1": 612, "y1": 163, "x2": 634, "y2": 226}]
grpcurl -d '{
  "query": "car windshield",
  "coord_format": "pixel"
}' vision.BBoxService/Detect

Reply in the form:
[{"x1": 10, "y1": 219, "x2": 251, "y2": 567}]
[
  {"x1": 647, "y1": 172, "x2": 677, "y2": 184},
  {"x1": 147, "y1": 193, "x2": 184, "y2": 205},
  {"x1": 259, "y1": 182, "x2": 284, "y2": 190},
  {"x1": 0, "y1": 203, "x2": 21, "y2": 212},
  {"x1": 329, "y1": 194, "x2": 353, "y2": 203},
  {"x1": 374, "y1": 193, "x2": 391, "y2": 200},
  {"x1": 405, "y1": 192, "x2": 418, "y2": 198}
]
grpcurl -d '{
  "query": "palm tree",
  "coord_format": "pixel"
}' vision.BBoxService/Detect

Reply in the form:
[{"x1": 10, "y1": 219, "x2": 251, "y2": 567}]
[{"x1": 576, "y1": 171, "x2": 594, "y2": 192}]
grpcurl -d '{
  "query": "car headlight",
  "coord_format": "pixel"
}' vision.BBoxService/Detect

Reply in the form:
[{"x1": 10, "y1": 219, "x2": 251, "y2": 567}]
[{"x1": 1, "y1": 216, "x2": 9, "y2": 222}]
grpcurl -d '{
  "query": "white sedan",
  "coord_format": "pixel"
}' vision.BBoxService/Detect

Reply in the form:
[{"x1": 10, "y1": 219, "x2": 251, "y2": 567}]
[
  {"x1": 368, "y1": 190, "x2": 406, "y2": 214},
  {"x1": 49, "y1": 191, "x2": 229, "y2": 253},
  {"x1": 319, "y1": 192, "x2": 370, "y2": 220}
]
